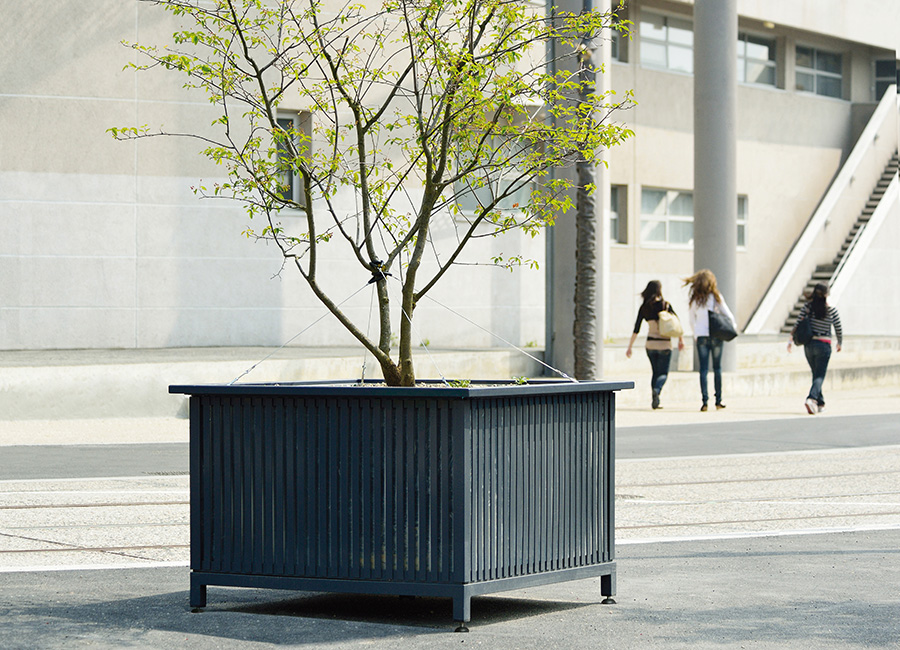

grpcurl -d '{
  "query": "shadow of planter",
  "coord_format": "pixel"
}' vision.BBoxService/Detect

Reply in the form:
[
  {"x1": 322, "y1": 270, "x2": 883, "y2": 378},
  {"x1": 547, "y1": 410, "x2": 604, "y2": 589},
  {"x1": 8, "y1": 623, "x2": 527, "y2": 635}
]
[{"x1": 169, "y1": 379, "x2": 632, "y2": 626}]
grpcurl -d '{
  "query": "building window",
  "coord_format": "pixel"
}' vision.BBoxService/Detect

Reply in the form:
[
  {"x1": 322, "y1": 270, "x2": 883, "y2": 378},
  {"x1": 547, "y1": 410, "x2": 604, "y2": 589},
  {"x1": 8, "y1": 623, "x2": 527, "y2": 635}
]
[
  {"x1": 610, "y1": 9, "x2": 628, "y2": 63},
  {"x1": 875, "y1": 59, "x2": 897, "y2": 100},
  {"x1": 641, "y1": 188, "x2": 748, "y2": 248},
  {"x1": 640, "y1": 188, "x2": 693, "y2": 245},
  {"x1": 796, "y1": 46, "x2": 842, "y2": 99},
  {"x1": 276, "y1": 112, "x2": 312, "y2": 207},
  {"x1": 738, "y1": 33, "x2": 776, "y2": 86},
  {"x1": 640, "y1": 12, "x2": 692, "y2": 74},
  {"x1": 453, "y1": 173, "x2": 532, "y2": 217},
  {"x1": 610, "y1": 185, "x2": 627, "y2": 244}
]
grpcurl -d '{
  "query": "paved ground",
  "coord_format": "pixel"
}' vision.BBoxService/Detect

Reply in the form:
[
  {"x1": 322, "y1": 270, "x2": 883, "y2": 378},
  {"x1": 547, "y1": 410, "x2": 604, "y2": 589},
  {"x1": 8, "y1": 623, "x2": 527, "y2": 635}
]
[{"x1": 1, "y1": 383, "x2": 898, "y2": 648}]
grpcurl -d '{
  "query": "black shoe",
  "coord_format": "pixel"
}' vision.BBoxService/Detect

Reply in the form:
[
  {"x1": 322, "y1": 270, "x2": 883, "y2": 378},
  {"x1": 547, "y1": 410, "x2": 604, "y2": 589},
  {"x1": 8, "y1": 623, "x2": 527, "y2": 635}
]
[
  {"x1": 651, "y1": 390, "x2": 660, "y2": 410},
  {"x1": 700, "y1": 403, "x2": 708, "y2": 412},
  {"x1": 716, "y1": 403, "x2": 726, "y2": 410}
]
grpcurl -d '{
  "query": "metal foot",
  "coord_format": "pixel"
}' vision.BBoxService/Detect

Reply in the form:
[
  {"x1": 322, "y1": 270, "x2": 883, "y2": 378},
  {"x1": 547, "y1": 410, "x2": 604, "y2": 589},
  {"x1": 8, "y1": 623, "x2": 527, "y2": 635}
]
[
  {"x1": 601, "y1": 597, "x2": 617, "y2": 605},
  {"x1": 454, "y1": 623, "x2": 470, "y2": 633}
]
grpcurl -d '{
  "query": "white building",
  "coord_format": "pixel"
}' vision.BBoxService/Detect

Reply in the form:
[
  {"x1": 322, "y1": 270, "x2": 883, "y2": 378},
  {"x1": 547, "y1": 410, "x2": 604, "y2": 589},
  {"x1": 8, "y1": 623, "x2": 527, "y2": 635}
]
[
  {"x1": 1, "y1": 0, "x2": 898, "y2": 357},
  {"x1": 600, "y1": 0, "x2": 900, "y2": 340}
]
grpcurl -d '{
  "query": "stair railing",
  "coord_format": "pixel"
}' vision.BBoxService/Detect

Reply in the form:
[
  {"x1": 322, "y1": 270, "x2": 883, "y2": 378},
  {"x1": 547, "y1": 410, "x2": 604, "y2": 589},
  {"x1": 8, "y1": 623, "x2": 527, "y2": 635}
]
[
  {"x1": 830, "y1": 173, "x2": 900, "y2": 304},
  {"x1": 744, "y1": 84, "x2": 898, "y2": 334}
]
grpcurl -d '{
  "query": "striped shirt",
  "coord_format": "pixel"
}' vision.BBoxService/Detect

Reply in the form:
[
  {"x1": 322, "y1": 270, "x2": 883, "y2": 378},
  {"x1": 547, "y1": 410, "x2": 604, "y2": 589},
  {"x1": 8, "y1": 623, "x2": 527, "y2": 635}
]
[{"x1": 793, "y1": 303, "x2": 842, "y2": 345}]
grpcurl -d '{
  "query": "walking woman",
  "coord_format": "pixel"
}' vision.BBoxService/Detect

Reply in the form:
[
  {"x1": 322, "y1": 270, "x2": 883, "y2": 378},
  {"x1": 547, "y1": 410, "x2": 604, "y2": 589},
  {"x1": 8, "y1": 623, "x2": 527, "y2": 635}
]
[
  {"x1": 683, "y1": 269, "x2": 737, "y2": 411},
  {"x1": 788, "y1": 283, "x2": 842, "y2": 414},
  {"x1": 626, "y1": 280, "x2": 685, "y2": 409}
]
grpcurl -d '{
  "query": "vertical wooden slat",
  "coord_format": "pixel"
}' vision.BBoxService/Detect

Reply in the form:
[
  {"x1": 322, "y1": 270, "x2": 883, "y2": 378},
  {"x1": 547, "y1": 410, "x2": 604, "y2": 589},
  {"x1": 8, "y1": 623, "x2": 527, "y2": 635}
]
[
  {"x1": 189, "y1": 396, "x2": 204, "y2": 572},
  {"x1": 388, "y1": 398, "x2": 397, "y2": 578},
  {"x1": 350, "y1": 399, "x2": 361, "y2": 577},
  {"x1": 283, "y1": 400, "x2": 296, "y2": 575},
  {"x1": 272, "y1": 399, "x2": 286, "y2": 575},
  {"x1": 262, "y1": 399, "x2": 275, "y2": 575},
  {"x1": 230, "y1": 398, "x2": 243, "y2": 571},
  {"x1": 426, "y1": 400, "x2": 438, "y2": 581},
  {"x1": 313, "y1": 399, "x2": 326, "y2": 577},
  {"x1": 373, "y1": 400, "x2": 386, "y2": 578},
  {"x1": 209, "y1": 398, "x2": 223, "y2": 573},
  {"x1": 358, "y1": 399, "x2": 371, "y2": 578},
  {"x1": 440, "y1": 400, "x2": 452, "y2": 580},
  {"x1": 337, "y1": 399, "x2": 349, "y2": 577}
]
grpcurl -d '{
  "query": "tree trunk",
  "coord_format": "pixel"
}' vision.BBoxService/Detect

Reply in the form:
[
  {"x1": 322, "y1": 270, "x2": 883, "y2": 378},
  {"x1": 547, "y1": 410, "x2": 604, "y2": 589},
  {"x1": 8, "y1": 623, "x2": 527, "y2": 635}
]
[{"x1": 573, "y1": 46, "x2": 598, "y2": 381}]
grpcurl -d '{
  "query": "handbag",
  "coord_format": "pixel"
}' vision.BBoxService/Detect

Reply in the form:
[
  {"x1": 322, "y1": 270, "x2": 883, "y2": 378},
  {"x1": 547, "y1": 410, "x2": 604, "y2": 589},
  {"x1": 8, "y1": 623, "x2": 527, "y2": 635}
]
[
  {"x1": 792, "y1": 314, "x2": 813, "y2": 346},
  {"x1": 657, "y1": 310, "x2": 683, "y2": 338},
  {"x1": 708, "y1": 310, "x2": 737, "y2": 341}
]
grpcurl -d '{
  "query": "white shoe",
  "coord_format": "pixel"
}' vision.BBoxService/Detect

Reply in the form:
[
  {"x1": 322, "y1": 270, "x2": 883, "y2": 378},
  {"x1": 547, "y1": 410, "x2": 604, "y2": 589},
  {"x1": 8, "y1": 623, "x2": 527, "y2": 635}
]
[
  {"x1": 817, "y1": 404, "x2": 825, "y2": 414},
  {"x1": 805, "y1": 398, "x2": 817, "y2": 414}
]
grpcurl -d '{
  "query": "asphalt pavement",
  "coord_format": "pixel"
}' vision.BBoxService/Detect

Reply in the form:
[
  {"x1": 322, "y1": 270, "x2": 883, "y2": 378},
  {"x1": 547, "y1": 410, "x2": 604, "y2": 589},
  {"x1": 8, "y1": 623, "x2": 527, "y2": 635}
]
[{"x1": 1, "y1": 385, "x2": 899, "y2": 648}]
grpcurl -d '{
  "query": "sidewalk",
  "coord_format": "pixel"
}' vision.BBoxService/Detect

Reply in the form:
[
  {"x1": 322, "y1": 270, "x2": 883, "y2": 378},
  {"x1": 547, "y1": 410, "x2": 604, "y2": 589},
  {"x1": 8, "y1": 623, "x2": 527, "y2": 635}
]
[
  {"x1": 2, "y1": 347, "x2": 899, "y2": 648},
  {"x1": 2, "y1": 384, "x2": 899, "y2": 447},
  {"x1": 616, "y1": 383, "x2": 900, "y2": 428}
]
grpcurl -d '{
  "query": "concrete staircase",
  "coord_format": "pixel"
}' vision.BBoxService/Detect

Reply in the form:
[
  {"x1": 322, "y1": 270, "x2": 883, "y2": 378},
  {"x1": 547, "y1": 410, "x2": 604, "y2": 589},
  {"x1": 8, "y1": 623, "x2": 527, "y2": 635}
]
[{"x1": 781, "y1": 151, "x2": 899, "y2": 333}]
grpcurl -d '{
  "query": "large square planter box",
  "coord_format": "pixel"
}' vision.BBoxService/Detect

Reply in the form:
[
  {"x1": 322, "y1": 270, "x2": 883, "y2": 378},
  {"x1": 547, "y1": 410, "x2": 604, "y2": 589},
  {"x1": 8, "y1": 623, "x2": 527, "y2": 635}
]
[{"x1": 170, "y1": 379, "x2": 631, "y2": 625}]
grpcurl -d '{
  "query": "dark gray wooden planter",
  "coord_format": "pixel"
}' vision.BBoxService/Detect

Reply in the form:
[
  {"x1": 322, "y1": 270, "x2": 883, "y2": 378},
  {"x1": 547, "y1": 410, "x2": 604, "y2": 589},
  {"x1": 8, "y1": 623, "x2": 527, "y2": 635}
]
[{"x1": 169, "y1": 379, "x2": 631, "y2": 625}]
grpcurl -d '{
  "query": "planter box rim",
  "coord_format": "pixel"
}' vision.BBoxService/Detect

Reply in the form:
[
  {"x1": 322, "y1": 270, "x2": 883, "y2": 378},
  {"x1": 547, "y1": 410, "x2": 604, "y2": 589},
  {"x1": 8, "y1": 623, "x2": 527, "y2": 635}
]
[{"x1": 170, "y1": 378, "x2": 634, "y2": 398}]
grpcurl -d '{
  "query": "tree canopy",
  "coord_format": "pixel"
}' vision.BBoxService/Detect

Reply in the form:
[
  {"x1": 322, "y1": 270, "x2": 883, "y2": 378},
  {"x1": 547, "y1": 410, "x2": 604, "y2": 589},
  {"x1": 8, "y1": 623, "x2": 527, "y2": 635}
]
[{"x1": 112, "y1": 0, "x2": 634, "y2": 385}]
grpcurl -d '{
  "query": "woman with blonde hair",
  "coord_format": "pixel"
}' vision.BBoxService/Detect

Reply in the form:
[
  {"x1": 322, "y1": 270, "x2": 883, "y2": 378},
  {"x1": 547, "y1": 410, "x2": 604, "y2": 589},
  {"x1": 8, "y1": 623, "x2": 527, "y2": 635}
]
[
  {"x1": 683, "y1": 269, "x2": 737, "y2": 411},
  {"x1": 626, "y1": 280, "x2": 685, "y2": 409}
]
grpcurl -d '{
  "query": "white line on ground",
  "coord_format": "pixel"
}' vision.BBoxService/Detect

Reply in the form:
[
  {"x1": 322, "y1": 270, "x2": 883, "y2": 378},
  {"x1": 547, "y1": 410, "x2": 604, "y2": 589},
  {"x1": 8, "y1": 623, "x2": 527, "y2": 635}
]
[{"x1": 617, "y1": 522, "x2": 900, "y2": 545}]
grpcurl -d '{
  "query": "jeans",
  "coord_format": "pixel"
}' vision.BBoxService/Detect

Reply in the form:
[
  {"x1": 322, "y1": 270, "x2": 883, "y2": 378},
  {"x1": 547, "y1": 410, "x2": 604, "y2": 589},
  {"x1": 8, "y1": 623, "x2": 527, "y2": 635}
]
[
  {"x1": 646, "y1": 349, "x2": 672, "y2": 395},
  {"x1": 804, "y1": 340, "x2": 832, "y2": 406},
  {"x1": 696, "y1": 336, "x2": 724, "y2": 405}
]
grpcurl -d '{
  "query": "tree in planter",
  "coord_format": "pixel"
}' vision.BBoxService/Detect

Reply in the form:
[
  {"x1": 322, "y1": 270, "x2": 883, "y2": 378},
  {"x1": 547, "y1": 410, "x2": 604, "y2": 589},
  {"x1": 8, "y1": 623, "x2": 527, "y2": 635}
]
[{"x1": 111, "y1": 0, "x2": 634, "y2": 386}]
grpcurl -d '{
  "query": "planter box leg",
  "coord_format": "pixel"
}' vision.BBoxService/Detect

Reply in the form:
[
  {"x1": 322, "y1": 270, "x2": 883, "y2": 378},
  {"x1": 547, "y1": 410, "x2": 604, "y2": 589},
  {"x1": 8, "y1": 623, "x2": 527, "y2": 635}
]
[
  {"x1": 601, "y1": 570, "x2": 617, "y2": 604},
  {"x1": 190, "y1": 577, "x2": 207, "y2": 609},
  {"x1": 453, "y1": 589, "x2": 471, "y2": 626}
]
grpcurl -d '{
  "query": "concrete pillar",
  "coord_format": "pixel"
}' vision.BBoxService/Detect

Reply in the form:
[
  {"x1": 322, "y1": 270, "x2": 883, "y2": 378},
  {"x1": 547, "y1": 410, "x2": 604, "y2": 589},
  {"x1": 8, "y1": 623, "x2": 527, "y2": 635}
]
[{"x1": 693, "y1": 0, "x2": 738, "y2": 371}]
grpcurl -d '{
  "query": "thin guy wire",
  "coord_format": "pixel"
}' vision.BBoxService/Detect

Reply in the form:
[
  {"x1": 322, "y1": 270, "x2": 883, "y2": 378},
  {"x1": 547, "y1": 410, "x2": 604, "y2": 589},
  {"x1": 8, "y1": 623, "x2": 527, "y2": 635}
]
[
  {"x1": 419, "y1": 292, "x2": 576, "y2": 382},
  {"x1": 386, "y1": 276, "x2": 450, "y2": 385},
  {"x1": 229, "y1": 282, "x2": 371, "y2": 385},
  {"x1": 360, "y1": 283, "x2": 377, "y2": 382}
]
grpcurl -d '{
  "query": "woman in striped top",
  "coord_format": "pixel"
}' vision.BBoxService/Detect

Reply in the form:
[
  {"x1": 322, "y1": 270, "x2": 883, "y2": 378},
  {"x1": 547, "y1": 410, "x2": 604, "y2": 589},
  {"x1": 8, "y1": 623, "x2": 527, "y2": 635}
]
[{"x1": 788, "y1": 282, "x2": 842, "y2": 414}]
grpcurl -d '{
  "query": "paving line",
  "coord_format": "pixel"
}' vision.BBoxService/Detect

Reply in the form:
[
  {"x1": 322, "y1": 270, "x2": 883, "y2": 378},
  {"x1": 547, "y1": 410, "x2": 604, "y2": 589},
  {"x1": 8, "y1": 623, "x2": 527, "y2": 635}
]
[
  {"x1": 0, "y1": 561, "x2": 189, "y2": 574},
  {"x1": 617, "y1": 522, "x2": 900, "y2": 546},
  {"x1": 616, "y1": 443, "x2": 900, "y2": 464}
]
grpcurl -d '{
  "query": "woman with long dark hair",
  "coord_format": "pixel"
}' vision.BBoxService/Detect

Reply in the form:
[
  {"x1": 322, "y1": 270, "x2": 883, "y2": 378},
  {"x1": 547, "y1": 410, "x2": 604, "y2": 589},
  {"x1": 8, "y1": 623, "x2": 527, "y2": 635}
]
[
  {"x1": 788, "y1": 283, "x2": 842, "y2": 414},
  {"x1": 626, "y1": 280, "x2": 685, "y2": 409},
  {"x1": 683, "y1": 269, "x2": 737, "y2": 412}
]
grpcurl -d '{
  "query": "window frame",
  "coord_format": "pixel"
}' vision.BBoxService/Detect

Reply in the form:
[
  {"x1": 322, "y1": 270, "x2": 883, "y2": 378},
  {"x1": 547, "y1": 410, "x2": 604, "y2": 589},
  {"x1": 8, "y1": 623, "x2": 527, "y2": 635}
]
[
  {"x1": 795, "y1": 45, "x2": 843, "y2": 99},
  {"x1": 737, "y1": 32, "x2": 776, "y2": 87},
  {"x1": 275, "y1": 111, "x2": 313, "y2": 209},
  {"x1": 610, "y1": 184, "x2": 627, "y2": 245},
  {"x1": 639, "y1": 11, "x2": 693, "y2": 75},
  {"x1": 639, "y1": 187, "x2": 748, "y2": 249},
  {"x1": 639, "y1": 187, "x2": 694, "y2": 248},
  {"x1": 737, "y1": 195, "x2": 748, "y2": 249},
  {"x1": 874, "y1": 59, "x2": 898, "y2": 100}
]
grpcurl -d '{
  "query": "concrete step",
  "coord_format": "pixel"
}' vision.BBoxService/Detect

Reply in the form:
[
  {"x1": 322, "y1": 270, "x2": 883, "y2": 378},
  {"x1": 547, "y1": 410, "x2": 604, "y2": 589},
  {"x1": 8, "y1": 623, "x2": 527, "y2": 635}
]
[
  {"x1": 610, "y1": 360, "x2": 900, "y2": 409},
  {"x1": 0, "y1": 348, "x2": 545, "y2": 421},
  {"x1": 2, "y1": 337, "x2": 899, "y2": 420}
]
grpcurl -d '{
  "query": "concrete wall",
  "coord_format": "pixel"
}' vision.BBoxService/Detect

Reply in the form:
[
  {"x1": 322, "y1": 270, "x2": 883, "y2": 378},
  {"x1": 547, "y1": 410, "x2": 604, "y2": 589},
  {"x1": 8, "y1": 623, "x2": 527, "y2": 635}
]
[{"x1": 0, "y1": 1, "x2": 544, "y2": 353}]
